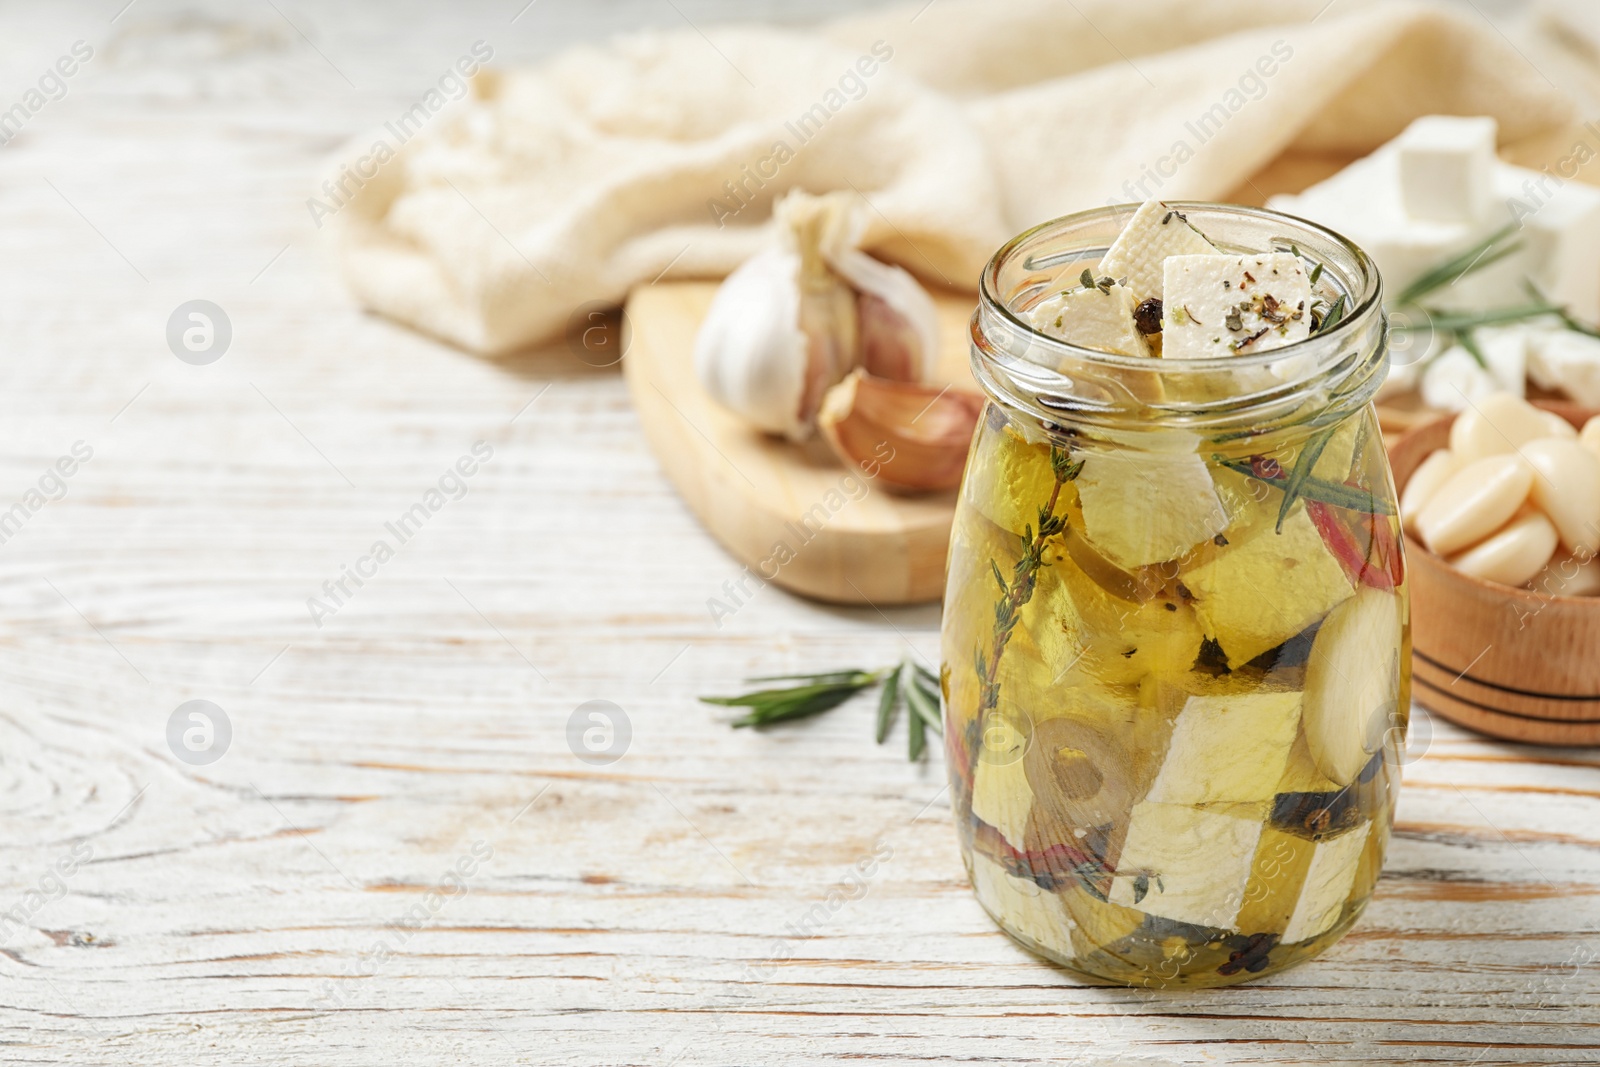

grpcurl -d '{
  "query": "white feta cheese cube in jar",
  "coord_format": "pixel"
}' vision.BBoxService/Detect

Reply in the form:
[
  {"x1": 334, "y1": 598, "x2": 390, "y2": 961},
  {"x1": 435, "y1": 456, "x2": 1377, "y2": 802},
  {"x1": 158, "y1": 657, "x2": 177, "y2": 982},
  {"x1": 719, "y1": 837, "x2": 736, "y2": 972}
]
[
  {"x1": 1108, "y1": 801, "x2": 1266, "y2": 930},
  {"x1": 1161, "y1": 254, "x2": 1312, "y2": 360},
  {"x1": 1028, "y1": 282, "x2": 1152, "y2": 359},
  {"x1": 1145, "y1": 692, "x2": 1304, "y2": 806},
  {"x1": 1099, "y1": 199, "x2": 1219, "y2": 303}
]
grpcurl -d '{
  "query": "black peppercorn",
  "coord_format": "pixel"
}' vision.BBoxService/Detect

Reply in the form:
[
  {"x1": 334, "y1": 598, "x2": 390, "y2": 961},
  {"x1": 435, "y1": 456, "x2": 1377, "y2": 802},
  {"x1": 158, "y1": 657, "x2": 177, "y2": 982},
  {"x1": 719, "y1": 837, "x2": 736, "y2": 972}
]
[{"x1": 1133, "y1": 298, "x2": 1163, "y2": 335}]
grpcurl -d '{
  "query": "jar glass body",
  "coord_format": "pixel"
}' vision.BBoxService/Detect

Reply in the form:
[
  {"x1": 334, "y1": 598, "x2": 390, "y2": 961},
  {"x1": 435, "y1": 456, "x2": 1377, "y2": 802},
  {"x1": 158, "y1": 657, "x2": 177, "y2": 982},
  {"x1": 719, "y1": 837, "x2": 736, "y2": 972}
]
[{"x1": 941, "y1": 204, "x2": 1410, "y2": 988}]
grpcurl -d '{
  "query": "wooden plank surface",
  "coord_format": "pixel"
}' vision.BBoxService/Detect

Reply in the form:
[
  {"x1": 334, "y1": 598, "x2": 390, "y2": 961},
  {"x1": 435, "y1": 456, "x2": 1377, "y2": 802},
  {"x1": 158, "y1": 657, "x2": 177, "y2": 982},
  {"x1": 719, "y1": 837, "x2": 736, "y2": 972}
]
[{"x1": 0, "y1": 2, "x2": 1597, "y2": 1064}]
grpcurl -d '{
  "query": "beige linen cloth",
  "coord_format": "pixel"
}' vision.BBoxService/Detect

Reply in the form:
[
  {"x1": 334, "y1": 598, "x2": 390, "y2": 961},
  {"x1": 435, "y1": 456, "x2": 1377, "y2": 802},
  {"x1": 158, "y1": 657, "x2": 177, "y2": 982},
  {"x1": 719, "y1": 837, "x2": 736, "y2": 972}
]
[{"x1": 331, "y1": 0, "x2": 1574, "y2": 355}]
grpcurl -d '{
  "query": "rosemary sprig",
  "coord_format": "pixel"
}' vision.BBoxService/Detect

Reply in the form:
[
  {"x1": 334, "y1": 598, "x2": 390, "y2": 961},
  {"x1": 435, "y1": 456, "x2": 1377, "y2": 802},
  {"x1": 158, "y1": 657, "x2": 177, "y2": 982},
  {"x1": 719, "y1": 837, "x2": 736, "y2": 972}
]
[
  {"x1": 1212, "y1": 455, "x2": 1396, "y2": 515},
  {"x1": 904, "y1": 663, "x2": 943, "y2": 738},
  {"x1": 1394, "y1": 223, "x2": 1523, "y2": 307},
  {"x1": 907, "y1": 692, "x2": 926, "y2": 761},
  {"x1": 1275, "y1": 423, "x2": 1340, "y2": 534},
  {"x1": 703, "y1": 669, "x2": 887, "y2": 728},
  {"x1": 1311, "y1": 294, "x2": 1346, "y2": 336},
  {"x1": 705, "y1": 658, "x2": 942, "y2": 760},
  {"x1": 1524, "y1": 278, "x2": 1600, "y2": 338},
  {"x1": 1456, "y1": 328, "x2": 1488, "y2": 371},
  {"x1": 874, "y1": 666, "x2": 901, "y2": 744},
  {"x1": 1421, "y1": 303, "x2": 1564, "y2": 334}
]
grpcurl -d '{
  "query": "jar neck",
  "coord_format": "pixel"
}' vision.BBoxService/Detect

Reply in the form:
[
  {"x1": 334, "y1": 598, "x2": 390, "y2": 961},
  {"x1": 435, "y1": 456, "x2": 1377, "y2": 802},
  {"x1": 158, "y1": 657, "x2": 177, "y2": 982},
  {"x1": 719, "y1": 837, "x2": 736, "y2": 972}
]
[{"x1": 971, "y1": 203, "x2": 1387, "y2": 448}]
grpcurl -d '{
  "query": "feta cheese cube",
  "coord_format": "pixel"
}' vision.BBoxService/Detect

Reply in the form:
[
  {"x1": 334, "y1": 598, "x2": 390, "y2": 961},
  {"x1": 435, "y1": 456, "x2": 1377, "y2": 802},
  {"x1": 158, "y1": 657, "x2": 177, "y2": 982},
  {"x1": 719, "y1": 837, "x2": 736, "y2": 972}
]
[
  {"x1": 1181, "y1": 504, "x2": 1355, "y2": 668},
  {"x1": 1475, "y1": 324, "x2": 1531, "y2": 393},
  {"x1": 1028, "y1": 282, "x2": 1152, "y2": 359},
  {"x1": 1075, "y1": 438, "x2": 1229, "y2": 570},
  {"x1": 971, "y1": 745, "x2": 1033, "y2": 850},
  {"x1": 1281, "y1": 823, "x2": 1371, "y2": 943},
  {"x1": 1108, "y1": 801, "x2": 1266, "y2": 929},
  {"x1": 1420, "y1": 343, "x2": 1523, "y2": 412},
  {"x1": 1161, "y1": 254, "x2": 1312, "y2": 360},
  {"x1": 969, "y1": 853, "x2": 1074, "y2": 955},
  {"x1": 1145, "y1": 691, "x2": 1304, "y2": 806},
  {"x1": 1527, "y1": 327, "x2": 1600, "y2": 406},
  {"x1": 1496, "y1": 163, "x2": 1600, "y2": 323},
  {"x1": 1396, "y1": 115, "x2": 1498, "y2": 225},
  {"x1": 1099, "y1": 199, "x2": 1219, "y2": 302},
  {"x1": 1268, "y1": 147, "x2": 1486, "y2": 304},
  {"x1": 966, "y1": 425, "x2": 1060, "y2": 537}
]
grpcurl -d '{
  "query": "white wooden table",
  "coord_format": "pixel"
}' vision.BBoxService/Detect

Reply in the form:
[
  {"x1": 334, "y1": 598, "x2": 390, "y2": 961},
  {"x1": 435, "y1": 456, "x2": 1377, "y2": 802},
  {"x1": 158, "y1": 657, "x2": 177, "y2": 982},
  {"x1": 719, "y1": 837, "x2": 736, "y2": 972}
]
[{"x1": 2, "y1": 1, "x2": 1597, "y2": 1063}]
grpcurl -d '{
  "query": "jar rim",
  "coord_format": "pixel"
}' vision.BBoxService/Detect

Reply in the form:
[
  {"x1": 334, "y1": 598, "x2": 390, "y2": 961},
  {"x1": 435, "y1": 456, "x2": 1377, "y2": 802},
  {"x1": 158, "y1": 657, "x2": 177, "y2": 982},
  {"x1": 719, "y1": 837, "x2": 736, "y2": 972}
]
[
  {"x1": 977, "y1": 201, "x2": 1383, "y2": 374},
  {"x1": 970, "y1": 202, "x2": 1389, "y2": 436}
]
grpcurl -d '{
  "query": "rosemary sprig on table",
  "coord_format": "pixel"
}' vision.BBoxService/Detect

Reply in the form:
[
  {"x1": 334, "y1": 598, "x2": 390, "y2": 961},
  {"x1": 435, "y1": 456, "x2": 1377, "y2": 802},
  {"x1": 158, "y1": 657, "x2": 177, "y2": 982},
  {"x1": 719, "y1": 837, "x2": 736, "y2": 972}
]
[{"x1": 703, "y1": 660, "x2": 942, "y2": 761}]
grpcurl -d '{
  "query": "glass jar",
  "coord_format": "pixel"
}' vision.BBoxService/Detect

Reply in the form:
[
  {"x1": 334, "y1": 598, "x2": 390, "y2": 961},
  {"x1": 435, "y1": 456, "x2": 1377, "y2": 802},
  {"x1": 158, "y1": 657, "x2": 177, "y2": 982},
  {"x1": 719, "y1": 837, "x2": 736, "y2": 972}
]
[{"x1": 941, "y1": 203, "x2": 1410, "y2": 988}]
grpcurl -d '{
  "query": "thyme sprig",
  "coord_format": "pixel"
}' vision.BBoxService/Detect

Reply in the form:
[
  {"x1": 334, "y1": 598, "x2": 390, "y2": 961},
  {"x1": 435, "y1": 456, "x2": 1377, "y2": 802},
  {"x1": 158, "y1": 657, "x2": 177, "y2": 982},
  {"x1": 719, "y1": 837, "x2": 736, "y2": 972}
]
[
  {"x1": 975, "y1": 446, "x2": 1081, "y2": 721},
  {"x1": 704, "y1": 659, "x2": 942, "y2": 760}
]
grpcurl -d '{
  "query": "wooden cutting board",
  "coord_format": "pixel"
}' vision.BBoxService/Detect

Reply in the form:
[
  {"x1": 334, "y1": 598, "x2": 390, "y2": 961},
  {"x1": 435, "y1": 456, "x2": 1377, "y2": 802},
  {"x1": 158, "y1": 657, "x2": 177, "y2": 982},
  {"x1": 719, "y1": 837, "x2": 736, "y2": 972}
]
[{"x1": 623, "y1": 282, "x2": 979, "y2": 605}]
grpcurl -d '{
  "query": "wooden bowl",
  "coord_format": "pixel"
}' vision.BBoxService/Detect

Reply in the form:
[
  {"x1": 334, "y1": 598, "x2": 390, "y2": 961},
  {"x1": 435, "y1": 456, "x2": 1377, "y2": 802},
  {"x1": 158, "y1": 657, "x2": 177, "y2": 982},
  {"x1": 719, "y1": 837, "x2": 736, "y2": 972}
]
[{"x1": 1390, "y1": 402, "x2": 1600, "y2": 745}]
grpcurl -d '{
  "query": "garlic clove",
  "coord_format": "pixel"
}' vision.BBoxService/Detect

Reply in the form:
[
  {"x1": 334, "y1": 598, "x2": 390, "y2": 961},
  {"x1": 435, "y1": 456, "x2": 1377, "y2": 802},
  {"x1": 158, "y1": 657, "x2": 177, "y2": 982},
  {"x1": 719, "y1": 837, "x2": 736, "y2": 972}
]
[
  {"x1": 693, "y1": 247, "x2": 811, "y2": 439},
  {"x1": 1415, "y1": 453, "x2": 1534, "y2": 557},
  {"x1": 1522, "y1": 436, "x2": 1600, "y2": 556},
  {"x1": 1448, "y1": 392, "x2": 1556, "y2": 464},
  {"x1": 817, "y1": 369, "x2": 983, "y2": 493},
  {"x1": 856, "y1": 290, "x2": 925, "y2": 382},
  {"x1": 1581, "y1": 414, "x2": 1600, "y2": 462},
  {"x1": 1448, "y1": 506, "x2": 1558, "y2": 587},
  {"x1": 1538, "y1": 550, "x2": 1600, "y2": 596},
  {"x1": 833, "y1": 251, "x2": 938, "y2": 383},
  {"x1": 1400, "y1": 448, "x2": 1460, "y2": 537}
]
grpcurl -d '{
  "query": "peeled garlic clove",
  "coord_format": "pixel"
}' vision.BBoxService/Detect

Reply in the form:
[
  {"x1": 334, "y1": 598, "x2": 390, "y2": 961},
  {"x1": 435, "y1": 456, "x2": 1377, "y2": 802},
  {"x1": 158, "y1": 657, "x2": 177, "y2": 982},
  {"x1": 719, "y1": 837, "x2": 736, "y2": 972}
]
[
  {"x1": 1449, "y1": 507, "x2": 1558, "y2": 587},
  {"x1": 694, "y1": 248, "x2": 812, "y2": 439},
  {"x1": 1448, "y1": 393, "x2": 1561, "y2": 465},
  {"x1": 817, "y1": 369, "x2": 982, "y2": 493},
  {"x1": 1537, "y1": 410, "x2": 1578, "y2": 441},
  {"x1": 1536, "y1": 551, "x2": 1600, "y2": 596},
  {"x1": 1415, "y1": 454, "x2": 1534, "y2": 557},
  {"x1": 1581, "y1": 415, "x2": 1600, "y2": 462},
  {"x1": 1400, "y1": 448, "x2": 1460, "y2": 537},
  {"x1": 1522, "y1": 437, "x2": 1600, "y2": 555}
]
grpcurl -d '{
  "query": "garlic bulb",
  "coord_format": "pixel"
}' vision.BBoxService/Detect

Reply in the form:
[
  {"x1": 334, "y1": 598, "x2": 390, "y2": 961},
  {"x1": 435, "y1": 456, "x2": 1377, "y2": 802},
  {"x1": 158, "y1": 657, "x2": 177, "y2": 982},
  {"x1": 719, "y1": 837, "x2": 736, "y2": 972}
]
[{"x1": 694, "y1": 190, "x2": 938, "y2": 441}]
